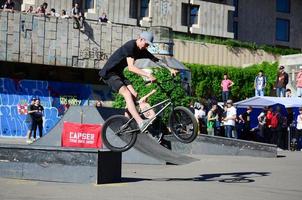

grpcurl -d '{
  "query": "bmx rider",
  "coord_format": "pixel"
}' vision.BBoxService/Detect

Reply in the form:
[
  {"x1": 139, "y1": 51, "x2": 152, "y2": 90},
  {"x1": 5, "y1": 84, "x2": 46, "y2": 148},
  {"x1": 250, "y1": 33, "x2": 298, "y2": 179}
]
[{"x1": 99, "y1": 31, "x2": 176, "y2": 132}]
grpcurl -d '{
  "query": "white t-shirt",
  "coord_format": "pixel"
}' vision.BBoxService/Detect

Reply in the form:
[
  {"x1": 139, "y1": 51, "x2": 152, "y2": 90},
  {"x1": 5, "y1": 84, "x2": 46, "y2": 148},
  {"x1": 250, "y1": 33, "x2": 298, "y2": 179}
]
[
  {"x1": 256, "y1": 76, "x2": 264, "y2": 90},
  {"x1": 296, "y1": 114, "x2": 302, "y2": 130},
  {"x1": 224, "y1": 106, "x2": 237, "y2": 126},
  {"x1": 195, "y1": 109, "x2": 206, "y2": 119}
]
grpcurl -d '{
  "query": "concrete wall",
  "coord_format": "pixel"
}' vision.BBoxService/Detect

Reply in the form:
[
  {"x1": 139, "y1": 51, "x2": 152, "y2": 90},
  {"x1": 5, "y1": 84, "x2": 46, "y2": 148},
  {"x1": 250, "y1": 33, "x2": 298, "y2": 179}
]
[
  {"x1": 173, "y1": 39, "x2": 279, "y2": 67},
  {"x1": 0, "y1": 10, "x2": 144, "y2": 69},
  {"x1": 0, "y1": 10, "x2": 279, "y2": 69},
  {"x1": 236, "y1": 0, "x2": 302, "y2": 50}
]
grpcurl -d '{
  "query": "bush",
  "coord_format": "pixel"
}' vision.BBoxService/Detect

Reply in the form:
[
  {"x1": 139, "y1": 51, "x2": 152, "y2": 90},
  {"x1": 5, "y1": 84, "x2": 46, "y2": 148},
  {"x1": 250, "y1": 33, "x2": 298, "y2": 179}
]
[
  {"x1": 186, "y1": 61, "x2": 278, "y2": 102},
  {"x1": 112, "y1": 68, "x2": 192, "y2": 110}
]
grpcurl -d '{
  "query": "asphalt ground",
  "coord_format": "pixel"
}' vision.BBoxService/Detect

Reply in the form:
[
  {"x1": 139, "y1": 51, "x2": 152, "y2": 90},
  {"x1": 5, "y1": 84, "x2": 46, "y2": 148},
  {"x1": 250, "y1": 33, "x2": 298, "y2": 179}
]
[{"x1": 0, "y1": 148, "x2": 301, "y2": 200}]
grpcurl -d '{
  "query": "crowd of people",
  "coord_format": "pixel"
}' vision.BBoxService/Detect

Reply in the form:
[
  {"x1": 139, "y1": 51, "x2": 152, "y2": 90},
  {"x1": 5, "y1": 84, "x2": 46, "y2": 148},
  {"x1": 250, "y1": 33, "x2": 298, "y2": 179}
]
[
  {"x1": 191, "y1": 98, "x2": 302, "y2": 150},
  {"x1": 190, "y1": 65, "x2": 302, "y2": 150},
  {"x1": 1, "y1": 1, "x2": 109, "y2": 31}
]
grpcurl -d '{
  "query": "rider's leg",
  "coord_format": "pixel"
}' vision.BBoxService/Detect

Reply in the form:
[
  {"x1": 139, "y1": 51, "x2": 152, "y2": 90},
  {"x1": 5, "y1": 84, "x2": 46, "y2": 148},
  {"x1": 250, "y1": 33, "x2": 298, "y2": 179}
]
[
  {"x1": 119, "y1": 85, "x2": 144, "y2": 125},
  {"x1": 126, "y1": 85, "x2": 138, "y2": 99}
]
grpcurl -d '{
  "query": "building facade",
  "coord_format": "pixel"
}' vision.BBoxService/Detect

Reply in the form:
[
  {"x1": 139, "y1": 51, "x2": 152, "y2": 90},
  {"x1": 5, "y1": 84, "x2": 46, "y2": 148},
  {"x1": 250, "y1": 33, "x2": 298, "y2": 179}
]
[
  {"x1": 20, "y1": 0, "x2": 302, "y2": 50},
  {"x1": 232, "y1": 0, "x2": 302, "y2": 50},
  {"x1": 21, "y1": 0, "x2": 234, "y2": 38}
]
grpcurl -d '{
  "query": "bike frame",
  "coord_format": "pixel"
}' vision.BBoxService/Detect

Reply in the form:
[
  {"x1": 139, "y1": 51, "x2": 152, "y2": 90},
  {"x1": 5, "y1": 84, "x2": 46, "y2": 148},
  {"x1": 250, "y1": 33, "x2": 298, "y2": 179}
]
[{"x1": 122, "y1": 78, "x2": 178, "y2": 133}]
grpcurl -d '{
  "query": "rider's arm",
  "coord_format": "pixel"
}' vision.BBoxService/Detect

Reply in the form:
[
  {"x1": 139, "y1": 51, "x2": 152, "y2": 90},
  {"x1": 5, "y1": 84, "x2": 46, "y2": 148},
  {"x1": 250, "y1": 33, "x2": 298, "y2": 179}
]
[{"x1": 127, "y1": 57, "x2": 155, "y2": 81}]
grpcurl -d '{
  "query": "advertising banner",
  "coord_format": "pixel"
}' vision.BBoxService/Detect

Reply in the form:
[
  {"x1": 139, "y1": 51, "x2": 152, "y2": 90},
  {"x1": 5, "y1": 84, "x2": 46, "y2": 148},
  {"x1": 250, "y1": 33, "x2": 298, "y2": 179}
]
[{"x1": 61, "y1": 122, "x2": 102, "y2": 148}]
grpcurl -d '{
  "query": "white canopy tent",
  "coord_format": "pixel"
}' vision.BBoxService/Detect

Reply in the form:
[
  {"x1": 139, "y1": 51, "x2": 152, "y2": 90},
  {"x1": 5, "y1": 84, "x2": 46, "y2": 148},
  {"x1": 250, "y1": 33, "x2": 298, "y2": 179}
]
[{"x1": 234, "y1": 96, "x2": 302, "y2": 108}]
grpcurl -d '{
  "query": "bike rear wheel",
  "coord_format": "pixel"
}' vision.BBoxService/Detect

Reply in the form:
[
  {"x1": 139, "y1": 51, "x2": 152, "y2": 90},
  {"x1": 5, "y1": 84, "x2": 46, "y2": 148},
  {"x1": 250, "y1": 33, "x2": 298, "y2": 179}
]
[
  {"x1": 169, "y1": 106, "x2": 198, "y2": 143},
  {"x1": 102, "y1": 115, "x2": 138, "y2": 152}
]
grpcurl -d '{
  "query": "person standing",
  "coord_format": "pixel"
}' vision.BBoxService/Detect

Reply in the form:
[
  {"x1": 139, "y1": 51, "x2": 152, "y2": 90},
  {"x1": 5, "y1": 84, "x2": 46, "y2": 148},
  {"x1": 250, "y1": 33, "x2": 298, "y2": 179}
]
[
  {"x1": 274, "y1": 66, "x2": 288, "y2": 97},
  {"x1": 194, "y1": 102, "x2": 206, "y2": 134},
  {"x1": 238, "y1": 106, "x2": 253, "y2": 140},
  {"x1": 254, "y1": 70, "x2": 267, "y2": 96},
  {"x1": 30, "y1": 98, "x2": 44, "y2": 141},
  {"x1": 257, "y1": 106, "x2": 268, "y2": 142},
  {"x1": 207, "y1": 104, "x2": 218, "y2": 136},
  {"x1": 296, "y1": 66, "x2": 302, "y2": 97},
  {"x1": 25, "y1": 98, "x2": 35, "y2": 144},
  {"x1": 223, "y1": 100, "x2": 237, "y2": 138},
  {"x1": 221, "y1": 73, "x2": 234, "y2": 103},
  {"x1": 295, "y1": 107, "x2": 302, "y2": 151}
]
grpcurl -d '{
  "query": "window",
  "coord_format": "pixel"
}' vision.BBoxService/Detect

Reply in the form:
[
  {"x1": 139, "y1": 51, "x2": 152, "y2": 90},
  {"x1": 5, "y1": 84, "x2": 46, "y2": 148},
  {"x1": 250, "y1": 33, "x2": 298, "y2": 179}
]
[
  {"x1": 276, "y1": 0, "x2": 290, "y2": 13},
  {"x1": 233, "y1": 0, "x2": 238, "y2": 17},
  {"x1": 181, "y1": 3, "x2": 199, "y2": 26},
  {"x1": 129, "y1": 0, "x2": 138, "y2": 18},
  {"x1": 190, "y1": 5, "x2": 199, "y2": 25},
  {"x1": 140, "y1": 0, "x2": 149, "y2": 18},
  {"x1": 84, "y1": 0, "x2": 94, "y2": 10},
  {"x1": 233, "y1": 21, "x2": 238, "y2": 39},
  {"x1": 276, "y1": 18, "x2": 290, "y2": 42},
  {"x1": 129, "y1": 0, "x2": 149, "y2": 19}
]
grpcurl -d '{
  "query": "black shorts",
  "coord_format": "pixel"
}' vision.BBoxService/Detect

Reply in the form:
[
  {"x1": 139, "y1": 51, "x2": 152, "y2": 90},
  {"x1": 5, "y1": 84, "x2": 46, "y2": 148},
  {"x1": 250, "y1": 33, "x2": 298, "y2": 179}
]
[{"x1": 103, "y1": 73, "x2": 131, "y2": 92}]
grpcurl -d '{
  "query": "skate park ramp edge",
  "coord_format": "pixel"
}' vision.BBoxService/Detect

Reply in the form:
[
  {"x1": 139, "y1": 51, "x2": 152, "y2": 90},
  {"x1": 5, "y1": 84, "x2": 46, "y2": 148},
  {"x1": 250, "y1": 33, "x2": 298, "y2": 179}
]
[
  {"x1": 33, "y1": 106, "x2": 198, "y2": 165},
  {"x1": 165, "y1": 134, "x2": 277, "y2": 158}
]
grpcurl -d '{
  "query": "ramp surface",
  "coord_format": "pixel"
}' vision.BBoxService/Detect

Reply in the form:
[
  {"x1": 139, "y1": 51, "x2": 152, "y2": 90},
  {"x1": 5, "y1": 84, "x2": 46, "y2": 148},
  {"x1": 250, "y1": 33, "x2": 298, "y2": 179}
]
[
  {"x1": 34, "y1": 106, "x2": 197, "y2": 165},
  {"x1": 165, "y1": 134, "x2": 277, "y2": 158}
]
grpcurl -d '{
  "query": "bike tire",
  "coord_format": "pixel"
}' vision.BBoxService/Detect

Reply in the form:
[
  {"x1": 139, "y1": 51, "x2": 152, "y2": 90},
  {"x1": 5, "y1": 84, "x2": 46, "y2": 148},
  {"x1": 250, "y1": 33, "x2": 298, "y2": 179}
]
[
  {"x1": 168, "y1": 106, "x2": 198, "y2": 143},
  {"x1": 102, "y1": 115, "x2": 138, "y2": 152}
]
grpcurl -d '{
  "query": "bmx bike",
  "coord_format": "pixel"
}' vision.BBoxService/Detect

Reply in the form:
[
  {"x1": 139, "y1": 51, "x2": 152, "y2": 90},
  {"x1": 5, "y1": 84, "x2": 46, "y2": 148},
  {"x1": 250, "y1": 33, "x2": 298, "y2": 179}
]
[{"x1": 101, "y1": 77, "x2": 198, "y2": 152}]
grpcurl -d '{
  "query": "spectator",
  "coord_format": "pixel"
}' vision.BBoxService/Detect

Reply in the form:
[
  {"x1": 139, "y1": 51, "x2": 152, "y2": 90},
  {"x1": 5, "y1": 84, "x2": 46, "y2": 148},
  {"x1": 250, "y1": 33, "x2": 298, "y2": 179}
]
[
  {"x1": 223, "y1": 99, "x2": 237, "y2": 138},
  {"x1": 99, "y1": 12, "x2": 108, "y2": 23},
  {"x1": 220, "y1": 73, "x2": 234, "y2": 103},
  {"x1": 95, "y1": 100, "x2": 103, "y2": 108},
  {"x1": 36, "y1": 2, "x2": 48, "y2": 16},
  {"x1": 61, "y1": 9, "x2": 70, "y2": 19},
  {"x1": 296, "y1": 66, "x2": 302, "y2": 97},
  {"x1": 286, "y1": 89, "x2": 292, "y2": 97},
  {"x1": 30, "y1": 98, "x2": 44, "y2": 141},
  {"x1": 71, "y1": 3, "x2": 85, "y2": 31},
  {"x1": 3, "y1": 0, "x2": 15, "y2": 12},
  {"x1": 270, "y1": 106, "x2": 283, "y2": 148},
  {"x1": 254, "y1": 70, "x2": 267, "y2": 96},
  {"x1": 194, "y1": 102, "x2": 206, "y2": 134},
  {"x1": 50, "y1": 8, "x2": 60, "y2": 17},
  {"x1": 274, "y1": 66, "x2": 289, "y2": 97},
  {"x1": 23, "y1": 5, "x2": 34, "y2": 13},
  {"x1": 188, "y1": 101, "x2": 195, "y2": 114},
  {"x1": 207, "y1": 104, "x2": 218, "y2": 136},
  {"x1": 295, "y1": 107, "x2": 302, "y2": 151},
  {"x1": 25, "y1": 98, "x2": 35, "y2": 144},
  {"x1": 257, "y1": 106, "x2": 268, "y2": 141},
  {"x1": 238, "y1": 106, "x2": 253, "y2": 140},
  {"x1": 265, "y1": 106, "x2": 273, "y2": 143}
]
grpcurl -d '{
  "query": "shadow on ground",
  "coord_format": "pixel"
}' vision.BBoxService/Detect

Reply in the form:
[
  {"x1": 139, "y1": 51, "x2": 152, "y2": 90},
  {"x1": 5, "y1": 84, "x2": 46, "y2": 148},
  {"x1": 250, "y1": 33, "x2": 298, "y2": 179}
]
[{"x1": 122, "y1": 171, "x2": 271, "y2": 184}]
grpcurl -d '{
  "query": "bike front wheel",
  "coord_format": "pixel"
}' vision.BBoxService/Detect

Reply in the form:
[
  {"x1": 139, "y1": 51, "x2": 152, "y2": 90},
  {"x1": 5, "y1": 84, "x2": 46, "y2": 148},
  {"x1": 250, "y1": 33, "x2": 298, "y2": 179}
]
[
  {"x1": 102, "y1": 115, "x2": 138, "y2": 152},
  {"x1": 169, "y1": 106, "x2": 198, "y2": 143}
]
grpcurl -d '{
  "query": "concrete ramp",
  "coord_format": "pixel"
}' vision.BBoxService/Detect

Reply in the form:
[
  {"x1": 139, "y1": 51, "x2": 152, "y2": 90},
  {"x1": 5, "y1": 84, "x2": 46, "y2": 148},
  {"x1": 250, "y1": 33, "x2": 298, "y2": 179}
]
[
  {"x1": 165, "y1": 134, "x2": 277, "y2": 158},
  {"x1": 34, "y1": 106, "x2": 197, "y2": 165}
]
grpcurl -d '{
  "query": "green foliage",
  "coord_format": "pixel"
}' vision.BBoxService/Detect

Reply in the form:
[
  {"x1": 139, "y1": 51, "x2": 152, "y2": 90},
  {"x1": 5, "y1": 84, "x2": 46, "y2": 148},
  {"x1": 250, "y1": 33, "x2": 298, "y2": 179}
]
[
  {"x1": 186, "y1": 62, "x2": 278, "y2": 102},
  {"x1": 112, "y1": 68, "x2": 192, "y2": 109},
  {"x1": 174, "y1": 32, "x2": 301, "y2": 55}
]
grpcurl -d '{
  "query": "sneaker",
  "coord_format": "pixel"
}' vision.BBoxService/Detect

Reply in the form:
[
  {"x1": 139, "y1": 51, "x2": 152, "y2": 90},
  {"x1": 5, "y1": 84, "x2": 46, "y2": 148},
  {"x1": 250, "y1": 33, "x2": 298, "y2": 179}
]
[
  {"x1": 138, "y1": 119, "x2": 152, "y2": 133},
  {"x1": 26, "y1": 139, "x2": 32, "y2": 144}
]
